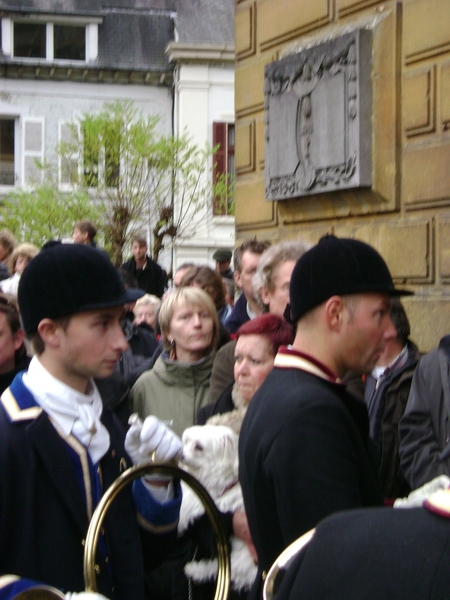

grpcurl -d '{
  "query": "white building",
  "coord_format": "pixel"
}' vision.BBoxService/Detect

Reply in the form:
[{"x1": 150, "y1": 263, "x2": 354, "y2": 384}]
[
  {"x1": 166, "y1": 0, "x2": 235, "y2": 274},
  {"x1": 0, "y1": 0, "x2": 235, "y2": 275}
]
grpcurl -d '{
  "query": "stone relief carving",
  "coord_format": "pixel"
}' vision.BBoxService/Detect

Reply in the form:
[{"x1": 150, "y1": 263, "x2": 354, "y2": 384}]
[{"x1": 264, "y1": 30, "x2": 372, "y2": 200}]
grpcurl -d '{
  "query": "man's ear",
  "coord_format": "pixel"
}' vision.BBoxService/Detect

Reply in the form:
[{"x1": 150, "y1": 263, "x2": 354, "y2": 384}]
[
  {"x1": 234, "y1": 270, "x2": 243, "y2": 289},
  {"x1": 324, "y1": 296, "x2": 345, "y2": 331},
  {"x1": 37, "y1": 318, "x2": 63, "y2": 348},
  {"x1": 260, "y1": 286, "x2": 270, "y2": 306},
  {"x1": 13, "y1": 328, "x2": 25, "y2": 351}
]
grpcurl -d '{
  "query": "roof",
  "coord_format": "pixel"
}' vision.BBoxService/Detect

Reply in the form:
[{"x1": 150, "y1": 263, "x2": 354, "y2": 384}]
[
  {"x1": 0, "y1": 0, "x2": 176, "y2": 73},
  {"x1": 0, "y1": 0, "x2": 234, "y2": 75},
  {"x1": 173, "y1": 0, "x2": 234, "y2": 45},
  {"x1": 98, "y1": 11, "x2": 174, "y2": 71},
  {"x1": 0, "y1": 0, "x2": 102, "y2": 16}
]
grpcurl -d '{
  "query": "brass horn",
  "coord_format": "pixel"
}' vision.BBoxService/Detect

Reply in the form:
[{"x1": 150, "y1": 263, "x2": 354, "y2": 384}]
[
  {"x1": 14, "y1": 462, "x2": 231, "y2": 600},
  {"x1": 263, "y1": 528, "x2": 315, "y2": 600}
]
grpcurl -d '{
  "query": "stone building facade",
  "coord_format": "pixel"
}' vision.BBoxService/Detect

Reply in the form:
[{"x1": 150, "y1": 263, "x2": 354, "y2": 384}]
[{"x1": 234, "y1": 0, "x2": 450, "y2": 351}]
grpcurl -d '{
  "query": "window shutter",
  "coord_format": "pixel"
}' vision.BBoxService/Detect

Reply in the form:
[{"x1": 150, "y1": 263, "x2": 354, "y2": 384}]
[
  {"x1": 59, "y1": 120, "x2": 79, "y2": 188},
  {"x1": 22, "y1": 117, "x2": 44, "y2": 187},
  {"x1": 213, "y1": 122, "x2": 227, "y2": 216}
]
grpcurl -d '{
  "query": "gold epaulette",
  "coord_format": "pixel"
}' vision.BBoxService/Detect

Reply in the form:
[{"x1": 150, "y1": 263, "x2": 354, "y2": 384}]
[{"x1": 1, "y1": 387, "x2": 42, "y2": 422}]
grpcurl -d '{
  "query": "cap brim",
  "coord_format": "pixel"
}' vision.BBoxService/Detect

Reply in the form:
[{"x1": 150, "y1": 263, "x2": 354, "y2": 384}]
[
  {"x1": 390, "y1": 288, "x2": 414, "y2": 297},
  {"x1": 124, "y1": 287, "x2": 146, "y2": 303}
]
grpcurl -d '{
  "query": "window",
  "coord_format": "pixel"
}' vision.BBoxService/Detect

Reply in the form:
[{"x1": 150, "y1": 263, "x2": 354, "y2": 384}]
[
  {"x1": 0, "y1": 119, "x2": 15, "y2": 185},
  {"x1": 54, "y1": 25, "x2": 85, "y2": 61},
  {"x1": 82, "y1": 121, "x2": 99, "y2": 188},
  {"x1": 4, "y1": 19, "x2": 95, "y2": 63},
  {"x1": 83, "y1": 120, "x2": 120, "y2": 189},
  {"x1": 59, "y1": 118, "x2": 120, "y2": 190},
  {"x1": 23, "y1": 118, "x2": 45, "y2": 187},
  {"x1": 59, "y1": 121, "x2": 80, "y2": 188},
  {"x1": 0, "y1": 116, "x2": 44, "y2": 188},
  {"x1": 104, "y1": 128, "x2": 120, "y2": 189},
  {"x1": 212, "y1": 122, "x2": 235, "y2": 216},
  {"x1": 14, "y1": 23, "x2": 46, "y2": 58}
]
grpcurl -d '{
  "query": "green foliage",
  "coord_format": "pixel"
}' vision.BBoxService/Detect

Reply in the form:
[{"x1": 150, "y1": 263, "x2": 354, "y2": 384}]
[
  {"x1": 150, "y1": 132, "x2": 217, "y2": 261},
  {"x1": 1, "y1": 100, "x2": 224, "y2": 266},
  {"x1": 213, "y1": 171, "x2": 235, "y2": 216},
  {"x1": 0, "y1": 174, "x2": 101, "y2": 248}
]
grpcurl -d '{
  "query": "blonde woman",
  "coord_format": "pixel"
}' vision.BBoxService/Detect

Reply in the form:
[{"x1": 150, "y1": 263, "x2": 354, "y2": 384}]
[{"x1": 129, "y1": 287, "x2": 219, "y2": 437}]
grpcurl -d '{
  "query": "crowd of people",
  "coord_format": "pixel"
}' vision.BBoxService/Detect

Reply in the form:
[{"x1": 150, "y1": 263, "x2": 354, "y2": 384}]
[{"x1": 1, "y1": 222, "x2": 450, "y2": 600}]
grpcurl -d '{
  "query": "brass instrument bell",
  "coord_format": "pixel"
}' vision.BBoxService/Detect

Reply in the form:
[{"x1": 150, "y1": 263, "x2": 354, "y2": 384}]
[
  {"x1": 263, "y1": 528, "x2": 315, "y2": 600},
  {"x1": 14, "y1": 462, "x2": 231, "y2": 600}
]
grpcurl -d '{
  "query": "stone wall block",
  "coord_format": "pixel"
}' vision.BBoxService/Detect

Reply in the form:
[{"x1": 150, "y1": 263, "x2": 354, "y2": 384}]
[
  {"x1": 236, "y1": 119, "x2": 256, "y2": 174},
  {"x1": 438, "y1": 218, "x2": 450, "y2": 281},
  {"x1": 337, "y1": 0, "x2": 384, "y2": 17},
  {"x1": 440, "y1": 61, "x2": 450, "y2": 131},
  {"x1": 403, "y1": 145, "x2": 450, "y2": 206},
  {"x1": 235, "y1": 179, "x2": 275, "y2": 226},
  {"x1": 377, "y1": 220, "x2": 432, "y2": 283},
  {"x1": 404, "y1": 0, "x2": 450, "y2": 64},
  {"x1": 235, "y1": 57, "x2": 266, "y2": 116},
  {"x1": 236, "y1": 3, "x2": 256, "y2": 59},
  {"x1": 258, "y1": 0, "x2": 332, "y2": 51},
  {"x1": 404, "y1": 65, "x2": 436, "y2": 136},
  {"x1": 402, "y1": 298, "x2": 450, "y2": 353}
]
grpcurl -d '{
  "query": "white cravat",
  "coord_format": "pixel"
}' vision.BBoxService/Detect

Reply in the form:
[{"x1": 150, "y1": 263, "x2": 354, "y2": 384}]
[{"x1": 23, "y1": 357, "x2": 110, "y2": 464}]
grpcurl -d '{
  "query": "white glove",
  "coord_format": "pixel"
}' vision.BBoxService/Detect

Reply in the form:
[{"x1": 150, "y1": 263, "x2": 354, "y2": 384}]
[
  {"x1": 66, "y1": 593, "x2": 110, "y2": 600},
  {"x1": 394, "y1": 475, "x2": 450, "y2": 508},
  {"x1": 125, "y1": 414, "x2": 182, "y2": 465}
]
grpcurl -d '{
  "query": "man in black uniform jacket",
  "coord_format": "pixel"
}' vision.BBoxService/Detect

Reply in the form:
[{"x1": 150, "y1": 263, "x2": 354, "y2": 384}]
[
  {"x1": 239, "y1": 235, "x2": 413, "y2": 600},
  {"x1": 273, "y1": 491, "x2": 450, "y2": 600}
]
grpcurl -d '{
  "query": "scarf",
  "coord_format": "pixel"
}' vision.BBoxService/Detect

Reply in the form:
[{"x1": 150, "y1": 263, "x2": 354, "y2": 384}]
[{"x1": 23, "y1": 357, "x2": 110, "y2": 464}]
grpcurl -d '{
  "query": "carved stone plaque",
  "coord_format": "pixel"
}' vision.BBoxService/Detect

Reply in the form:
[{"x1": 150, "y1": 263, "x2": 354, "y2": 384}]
[{"x1": 264, "y1": 30, "x2": 372, "y2": 200}]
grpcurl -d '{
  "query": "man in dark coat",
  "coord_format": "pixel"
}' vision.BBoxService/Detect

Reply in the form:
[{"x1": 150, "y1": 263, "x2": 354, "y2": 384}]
[
  {"x1": 239, "y1": 235, "x2": 413, "y2": 600},
  {"x1": 213, "y1": 248, "x2": 234, "y2": 280},
  {"x1": 0, "y1": 244, "x2": 182, "y2": 600},
  {"x1": 272, "y1": 498, "x2": 450, "y2": 600},
  {"x1": 120, "y1": 236, "x2": 167, "y2": 299},
  {"x1": 364, "y1": 298, "x2": 421, "y2": 499},
  {"x1": 399, "y1": 333, "x2": 450, "y2": 490},
  {"x1": 225, "y1": 239, "x2": 270, "y2": 334}
]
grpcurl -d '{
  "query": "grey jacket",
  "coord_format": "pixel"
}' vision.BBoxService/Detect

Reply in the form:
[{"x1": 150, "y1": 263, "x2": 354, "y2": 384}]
[
  {"x1": 129, "y1": 351, "x2": 214, "y2": 437},
  {"x1": 399, "y1": 335, "x2": 450, "y2": 489}
]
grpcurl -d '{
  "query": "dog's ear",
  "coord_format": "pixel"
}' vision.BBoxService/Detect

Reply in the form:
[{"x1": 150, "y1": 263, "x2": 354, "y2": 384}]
[
  {"x1": 219, "y1": 428, "x2": 239, "y2": 476},
  {"x1": 181, "y1": 427, "x2": 191, "y2": 445}
]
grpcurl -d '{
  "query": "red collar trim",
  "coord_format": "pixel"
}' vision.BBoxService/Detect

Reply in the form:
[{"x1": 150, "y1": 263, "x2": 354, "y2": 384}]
[
  {"x1": 274, "y1": 346, "x2": 341, "y2": 384},
  {"x1": 218, "y1": 478, "x2": 239, "y2": 498}
]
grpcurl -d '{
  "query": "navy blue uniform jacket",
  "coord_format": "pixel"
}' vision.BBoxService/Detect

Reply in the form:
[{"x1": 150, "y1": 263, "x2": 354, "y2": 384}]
[{"x1": 0, "y1": 374, "x2": 179, "y2": 600}]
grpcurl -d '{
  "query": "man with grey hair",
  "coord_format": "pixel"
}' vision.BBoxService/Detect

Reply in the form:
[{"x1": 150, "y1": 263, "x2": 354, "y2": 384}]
[
  {"x1": 252, "y1": 239, "x2": 311, "y2": 316},
  {"x1": 225, "y1": 239, "x2": 271, "y2": 334}
]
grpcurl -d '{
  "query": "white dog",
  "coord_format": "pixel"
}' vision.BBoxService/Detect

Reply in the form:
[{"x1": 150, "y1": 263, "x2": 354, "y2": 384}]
[{"x1": 178, "y1": 424, "x2": 257, "y2": 592}]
